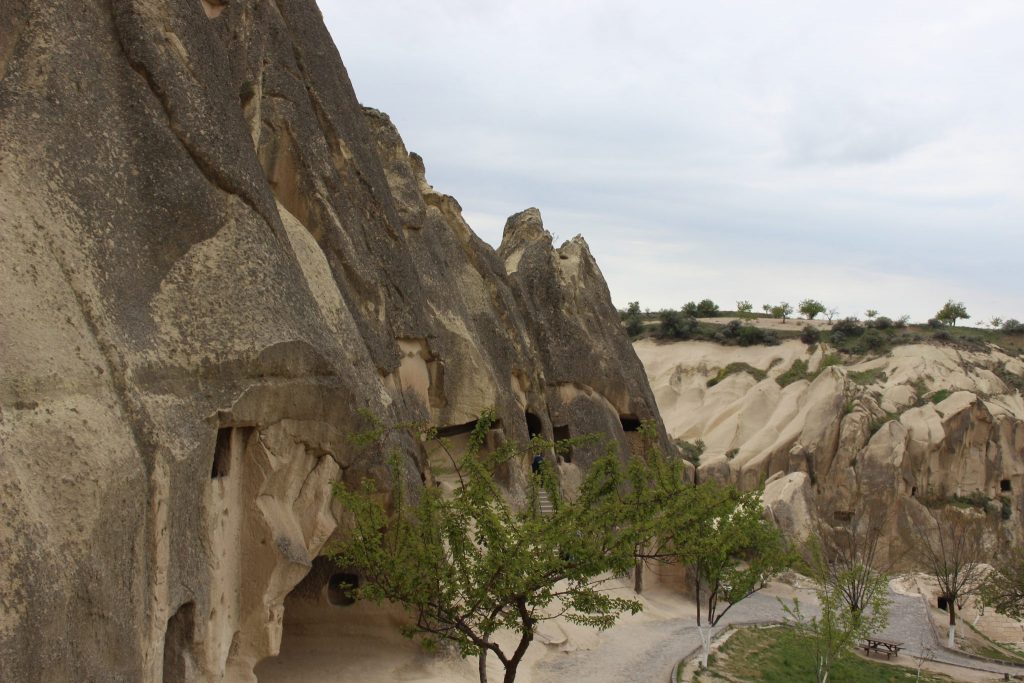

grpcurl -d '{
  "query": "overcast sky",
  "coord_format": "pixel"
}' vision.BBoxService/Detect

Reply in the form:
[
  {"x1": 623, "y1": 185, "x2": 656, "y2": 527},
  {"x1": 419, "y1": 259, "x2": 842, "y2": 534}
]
[{"x1": 321, "y1": 1, "x2": 1024, "y2": 324}]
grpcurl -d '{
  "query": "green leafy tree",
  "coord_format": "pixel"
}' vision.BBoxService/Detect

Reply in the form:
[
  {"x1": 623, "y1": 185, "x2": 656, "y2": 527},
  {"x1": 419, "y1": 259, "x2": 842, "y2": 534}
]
[
  {"x1": 980, "y1": 547, "x2": 1024, "y2": 620},
  {"x1": 865, "y1": 309, "x2": 878, "y2": 320},
  {"x1": 628, "y1": 431, "x2": 788, "y2": 669},
  {"x1": 736, "y1": 300, "x2": 753, "y2": 319},
  {"x1": 658, "y1": 309, "x2": 697, "y2": 339},
  {"x1": 682, "y1": 301, "x2": 699, "y2": 317},
  {"x1": 799, "y1": 299, "x2": 826, "y2": 320},
  {"x1": 696, "y1": 299, "x2": 719, "y2": 318},
  {"x1": 330, "y1": 412, "x2": 642, "y2": 683},
  {"x1": 622, "y1": 301, "x2": 643, "y2": 337},
  {"x1": 682, "y1": 483, "x2": 789, "y2": 667},
  {"x1": 782, "y1": 536, "x2": 890, "y2": 683},
  {"x1": 990, "y1": 317, "x2": 1004, "y2": 330},
  {"x1": 770, "y1": 302, "x2": 794, "y2": 324},
  {"x1": 935, "y1": 300, "x2": 970, "y2": 326}
]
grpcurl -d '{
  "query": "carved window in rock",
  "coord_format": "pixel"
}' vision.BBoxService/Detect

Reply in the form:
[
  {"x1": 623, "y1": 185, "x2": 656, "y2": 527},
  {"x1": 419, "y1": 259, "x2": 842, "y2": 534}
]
[{"x1": 1001, "y1": 479, "x2": 1012, "y2": 493}]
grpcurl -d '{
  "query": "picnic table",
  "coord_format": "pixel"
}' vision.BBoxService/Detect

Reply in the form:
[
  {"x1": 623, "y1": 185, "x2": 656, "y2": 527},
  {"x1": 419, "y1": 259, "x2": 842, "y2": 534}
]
[{"x1": 861, "y1": 637, "x2": 903, "y2": 659}]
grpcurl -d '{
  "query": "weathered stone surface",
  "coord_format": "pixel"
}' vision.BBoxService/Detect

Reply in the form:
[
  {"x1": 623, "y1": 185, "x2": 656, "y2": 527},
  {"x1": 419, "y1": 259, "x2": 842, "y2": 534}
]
[
  {"x1": 0, "y1": 3, "x2": 670, "y2": 681},
  {"x1": 638, "y1": 339, "x2": 1024, "y2": 553}
]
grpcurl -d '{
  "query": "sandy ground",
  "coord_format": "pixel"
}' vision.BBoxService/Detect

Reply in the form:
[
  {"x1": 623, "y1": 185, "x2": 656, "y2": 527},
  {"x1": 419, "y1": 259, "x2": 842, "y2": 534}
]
[{"x1": 253, "y1": 574, "x2": 1024, "y2": 682}]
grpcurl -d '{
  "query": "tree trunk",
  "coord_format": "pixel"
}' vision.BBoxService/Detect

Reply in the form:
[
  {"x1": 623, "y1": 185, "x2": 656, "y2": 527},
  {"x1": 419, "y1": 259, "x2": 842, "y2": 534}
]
[
  {"x1": 501, "y1": 661, "x2": 519, "y2": 683},
  {"x1": 698, "y1": 625, "x2": 712, "y2": 669},
  {"x1": 478, "y1": 650, "x2": 488, "y2": 683},
  {"x1": 634, "y1": 557, "x2": 643, "y2": 594},
  {"x1": 947, "y1": 604, "x2": 957, "y2": 648}
]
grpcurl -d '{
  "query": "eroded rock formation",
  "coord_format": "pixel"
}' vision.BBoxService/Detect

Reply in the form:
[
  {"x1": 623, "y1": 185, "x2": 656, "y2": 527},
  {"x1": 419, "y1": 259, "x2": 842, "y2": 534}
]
[
  {"x1": 638, "y1": 338, "x2": 1024, "y2": 556},
  {"x1": 0, "y1": 3, "x2": 669, "y2": 681}
]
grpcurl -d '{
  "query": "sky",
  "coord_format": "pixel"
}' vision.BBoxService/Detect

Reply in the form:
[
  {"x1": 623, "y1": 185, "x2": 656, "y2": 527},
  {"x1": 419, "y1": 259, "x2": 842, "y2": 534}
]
[{"x1": 320, "y1": 1, "x2": 1024, "y2": 324}]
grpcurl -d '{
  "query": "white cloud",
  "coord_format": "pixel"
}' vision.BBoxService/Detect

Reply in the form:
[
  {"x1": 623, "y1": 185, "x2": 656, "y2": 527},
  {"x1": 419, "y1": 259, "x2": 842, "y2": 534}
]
[{"x1": 321, "y1": 0, "x2": 1024, "y2": 322}]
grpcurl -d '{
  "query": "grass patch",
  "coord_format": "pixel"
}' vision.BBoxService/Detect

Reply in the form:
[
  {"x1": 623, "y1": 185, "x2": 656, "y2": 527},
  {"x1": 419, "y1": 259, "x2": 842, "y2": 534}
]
[
  {"x1": 776, "y1": 359, "x2": 810, "y2": 387},
  {"x1": 692, "y1": 626, "x2": 952, "y2": 683},
  {"x1": 848, "y1": 367, "x2": 887, "y2": 386},
  {"x1": 929, "y1": 389, "x2": 952, "y2": 404},
  {"x1": 707, "y1": 362, "x2": 768, "y2": 387},
  {"x1": 963, "y1": 622, "x2": 1024, "y2": 665}
]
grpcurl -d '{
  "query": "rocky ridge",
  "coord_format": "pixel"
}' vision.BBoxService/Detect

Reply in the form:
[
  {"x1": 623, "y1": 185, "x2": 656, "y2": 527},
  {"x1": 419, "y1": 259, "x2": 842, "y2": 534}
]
[
  {"x1": 637, "y1": 338, "x2": 1024, "y2": 553},
  {"x1": 0, "y1": 3, "x2": 669, "y2": 682}
]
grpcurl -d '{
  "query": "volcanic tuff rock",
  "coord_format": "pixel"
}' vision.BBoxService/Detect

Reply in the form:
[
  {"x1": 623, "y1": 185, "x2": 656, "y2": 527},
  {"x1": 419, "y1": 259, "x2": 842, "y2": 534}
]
[
  {"x1": 637, "y1": 338, "x2": 1024, "y2": 557},
  {"x1": 0, "y1": 3, "x2": 670, "y2": 681}
]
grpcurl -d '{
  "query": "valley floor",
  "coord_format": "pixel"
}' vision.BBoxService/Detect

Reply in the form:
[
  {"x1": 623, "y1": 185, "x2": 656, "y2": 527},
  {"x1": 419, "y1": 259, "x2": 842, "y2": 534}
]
[{"x1": 253, "y1": 575, "x2": 1024, "y2": 682}]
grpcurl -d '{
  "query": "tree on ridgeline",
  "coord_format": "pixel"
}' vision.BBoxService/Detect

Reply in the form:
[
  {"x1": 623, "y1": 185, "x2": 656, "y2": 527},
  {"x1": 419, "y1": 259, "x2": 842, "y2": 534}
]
[
  {"x1": 736, "y1": 300, "x2": 753, "y2": 319},
  {"x1": 770, "y1": 302, "x2": 794, "y2": 324},
  {"x1": 935, "y1": 300, "x2": 970, "y2": 326},
  {"x1": 799, "y1": 299, "x2": 826, "y2": 320}
]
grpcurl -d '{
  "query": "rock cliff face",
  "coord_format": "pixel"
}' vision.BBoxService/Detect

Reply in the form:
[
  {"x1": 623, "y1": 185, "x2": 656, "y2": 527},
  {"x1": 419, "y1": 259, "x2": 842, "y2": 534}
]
[
  {"x1": 637, "y1": 339, "x2": 1024, "y2": 558},
  {"x1": 0, "y1": 3, "x2": 668, "y2": 681}
]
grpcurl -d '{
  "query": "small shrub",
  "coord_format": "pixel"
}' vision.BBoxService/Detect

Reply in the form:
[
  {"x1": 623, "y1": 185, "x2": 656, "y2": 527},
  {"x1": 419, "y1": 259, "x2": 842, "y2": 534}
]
[
  {"x1": 933, "y1": 330, "x2": 952, "y2": 342},
  {"x1": 677, "y1": 438, "x2": 705, "y2": 465},
  {"x1": 658, "y1": 310, "x2": 698, "y2": 339},
  {"x1": 927, "y1": 318, "x2": 943, "y2": 329},
  {"x1": 725, "y1": 448, "x2": 739, "y2": 460},
  {"x1": 800, "y1": 325, "x2": 820, "y2": 345},
  {"x1": 848, "y1": 367, "x2": 887, "y2": 386},
  {"x1": 1003, "y1": 319, "x2": 1024, "y2": 334},
  {"x1": 832, "y1": 317, "x2": 864, "y2": 336},
  {"x1": 929, "y1": 389, "x2": 952, "y2": 404},
  {"x1": 707, "y1": 362, "x2": 768, "y2": 387},
  {"x1": 870, "y1": 316, "x2": 893, "y2": 330}
]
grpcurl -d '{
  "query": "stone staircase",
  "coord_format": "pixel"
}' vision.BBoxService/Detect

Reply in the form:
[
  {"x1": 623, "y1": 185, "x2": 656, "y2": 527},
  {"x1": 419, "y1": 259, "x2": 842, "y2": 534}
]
[{"x1": 537, "y1": 488, "x2": 555, "y2": 516}]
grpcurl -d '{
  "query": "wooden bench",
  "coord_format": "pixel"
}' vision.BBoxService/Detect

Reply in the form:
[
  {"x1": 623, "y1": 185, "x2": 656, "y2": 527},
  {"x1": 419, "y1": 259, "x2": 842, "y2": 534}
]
[{"x1": 861, "y1": 637, "x2": 903, "y2": 659}]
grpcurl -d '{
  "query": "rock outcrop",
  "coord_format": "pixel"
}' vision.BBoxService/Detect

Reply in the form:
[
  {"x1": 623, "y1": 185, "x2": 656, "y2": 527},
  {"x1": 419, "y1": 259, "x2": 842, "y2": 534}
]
[
  {"x1": 638, "y1": 338, "x2": 1024, "y2": 554},
  {"x1": 0, "y1": 3, "x2": 669, "y2": 682}
]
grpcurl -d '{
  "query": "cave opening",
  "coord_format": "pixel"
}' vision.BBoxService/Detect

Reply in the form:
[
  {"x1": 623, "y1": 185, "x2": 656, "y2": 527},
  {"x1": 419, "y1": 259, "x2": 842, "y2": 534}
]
[
  {"x1": 212, "y1": 428, "x2": 232, "y2": 478},
  {"x1": 937, "y1": 596, "x2": 948, "y2": 611},
  {"x1": 1001, "y1": 479, "x2": 1012, "y2": 492},
  {"x1": 435, "y1": 418, "x2": 501, "y2": 438},
  {"x1": 327, "y1": 573, "x2": 359, "y2": 606},
  {"x1": 525, "y1": 411, "x2": 543, "y2": 439},
  {"x1": 254, "y1": 557, "x2": 423, "y2": 682},
  {"x1": 619, "y1": 415, "x2": 641, "y2": 432},
  {"x1": 553, "y1": 425, "x2": 572, "y2": 462},
  {"x1": 162, "y1": 601, "x2": 197, "y2": 683}
]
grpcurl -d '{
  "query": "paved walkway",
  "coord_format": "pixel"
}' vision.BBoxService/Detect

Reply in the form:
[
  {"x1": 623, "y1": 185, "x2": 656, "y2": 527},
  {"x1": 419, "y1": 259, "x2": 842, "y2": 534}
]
[
  {"x1": 533, "y1": 588, "x2": 1024, "y2": 682},
  {"x1": 532, "y1": 592, "x2": 789, "y2": 683},
  {"x1": 881, "y1": 591, "x2": 1024, "y2": 677}
]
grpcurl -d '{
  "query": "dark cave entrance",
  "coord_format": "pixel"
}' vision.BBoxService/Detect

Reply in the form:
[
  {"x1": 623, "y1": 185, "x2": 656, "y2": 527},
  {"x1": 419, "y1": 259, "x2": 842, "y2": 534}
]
[
  {"x1": 525, "y1": 411, "x2": 543, "y2": 439},
  {"x1": 162, "y1": 602, "x2": 197, "y2": 683}
]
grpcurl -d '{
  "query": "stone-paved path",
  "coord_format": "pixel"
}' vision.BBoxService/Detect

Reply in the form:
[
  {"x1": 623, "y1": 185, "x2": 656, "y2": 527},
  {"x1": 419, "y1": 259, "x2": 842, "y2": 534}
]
[
  {"x1": 532, "y1": 588, "x2": 1024, "y2": 682},
  {"x1": 881, "y1": 591, "x2": 1024, "y2": 678},
  {"x1": 532, "y1": 592, "x2": 791, "y2": 683}
]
